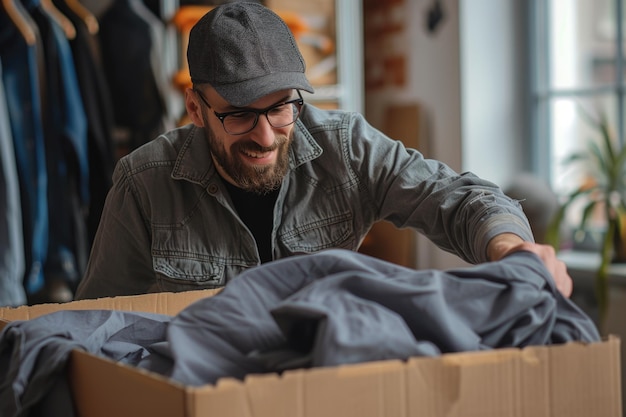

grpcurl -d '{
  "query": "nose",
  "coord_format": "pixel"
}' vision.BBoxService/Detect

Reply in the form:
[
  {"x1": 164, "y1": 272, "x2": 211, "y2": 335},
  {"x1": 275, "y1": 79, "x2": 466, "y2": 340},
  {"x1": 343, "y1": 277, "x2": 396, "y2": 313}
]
[{"x1": 248, "y1": 114, "x2": 276, "y2": 148}]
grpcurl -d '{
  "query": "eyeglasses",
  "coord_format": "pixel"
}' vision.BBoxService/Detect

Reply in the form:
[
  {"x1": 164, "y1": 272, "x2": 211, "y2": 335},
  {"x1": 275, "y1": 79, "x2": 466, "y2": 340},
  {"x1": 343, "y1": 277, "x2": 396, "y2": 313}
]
[{"x1": 194, "y1": 89, "x2": 304, "y2": 135}]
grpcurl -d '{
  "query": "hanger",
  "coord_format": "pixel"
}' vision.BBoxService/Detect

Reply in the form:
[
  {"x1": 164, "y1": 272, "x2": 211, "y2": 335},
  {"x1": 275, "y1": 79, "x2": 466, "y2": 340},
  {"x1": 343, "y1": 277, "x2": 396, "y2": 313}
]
[
  {"x1": 40, "y1": 0, "x2": 76, "y2": 39},
  {"x1": 1, "y1": 0, "x2": 37, "y2": 45},
  {"x1": 63, "y1": 0, "x2": 98, "y2": 34}
]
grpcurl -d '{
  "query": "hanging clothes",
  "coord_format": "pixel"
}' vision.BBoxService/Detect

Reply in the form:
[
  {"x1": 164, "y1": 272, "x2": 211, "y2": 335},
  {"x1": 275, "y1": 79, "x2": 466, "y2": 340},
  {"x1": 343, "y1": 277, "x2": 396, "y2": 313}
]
[
  {"x1": 0, "y1": 1, "x2": 178, "y2": 305},
  {"x1": 52, "y1": 0, "x2": 117, "y2": 247},
  {"x1": 0, "y1": 60, "x2": 27, "y2": 307},
  {"x1": 0, "y1": 3, "x2": 50, "y2": 299},
  {"x1": 128, "y1": 0, "x2": 177, "y2": 132},
  {"x1": 97, "y1": 0, "x2": 169, "y2": 153},
  {"x1": 21, "y1": 0, "x2": 89, "y2": 301}
]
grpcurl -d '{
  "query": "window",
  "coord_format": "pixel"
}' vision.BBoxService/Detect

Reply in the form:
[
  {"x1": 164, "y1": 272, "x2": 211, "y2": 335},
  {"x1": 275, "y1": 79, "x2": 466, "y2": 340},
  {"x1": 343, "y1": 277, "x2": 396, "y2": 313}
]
[{"x1": 531, "y1": 0, "x2": 626, "y2": 228}]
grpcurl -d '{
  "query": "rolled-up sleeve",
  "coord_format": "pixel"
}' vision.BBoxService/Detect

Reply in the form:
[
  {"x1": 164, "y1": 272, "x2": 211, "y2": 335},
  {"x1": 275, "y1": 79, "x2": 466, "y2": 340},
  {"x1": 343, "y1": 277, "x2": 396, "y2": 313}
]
[{"x1": 346, "y1": 112, "x2": 533, "y2": 264}]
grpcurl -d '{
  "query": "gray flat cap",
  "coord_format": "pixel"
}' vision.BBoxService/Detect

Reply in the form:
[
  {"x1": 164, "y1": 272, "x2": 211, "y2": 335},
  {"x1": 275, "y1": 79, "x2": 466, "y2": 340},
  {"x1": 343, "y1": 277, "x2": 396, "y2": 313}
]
[{"x1": 187, "y1": 2, "x2": 314, "y2": 107}]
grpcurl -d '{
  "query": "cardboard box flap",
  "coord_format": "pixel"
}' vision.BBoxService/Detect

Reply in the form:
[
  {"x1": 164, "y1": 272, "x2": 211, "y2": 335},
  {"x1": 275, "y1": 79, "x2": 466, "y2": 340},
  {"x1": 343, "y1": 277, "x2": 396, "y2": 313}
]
[
  {"x1": 547, "y1": 335, "x2": 621, "y2": 416},
  {"x1": 406, "y1": 336, "x2": 621, "y2": 417},
  {"x1": 0, "y1": 289, "x2": 221, "y2": 321},
  {"x1": 189, "y1": 360, "x2": 409, "y2": 417},
  {"x1": 67, "y1": 337, "x2": 621, "y2": 417},
  {"x1": 207, "y1": 373, "x2": 304, "y2": 417},
  {"x1": 407, "y1": 349, "x2": 524, "y2": 417},
  {"x1": 298, "y1": 360, "x2": 406, "y2": 417},
  {"x1": 188, "y1": 378, "x2": 254, "y2": 417},
  {"x1": 70, "y1": 349, "x2": 189, "y2": 417},
  {"x1": 71, "y1": 350, "x2": 411, "y2": 417}
]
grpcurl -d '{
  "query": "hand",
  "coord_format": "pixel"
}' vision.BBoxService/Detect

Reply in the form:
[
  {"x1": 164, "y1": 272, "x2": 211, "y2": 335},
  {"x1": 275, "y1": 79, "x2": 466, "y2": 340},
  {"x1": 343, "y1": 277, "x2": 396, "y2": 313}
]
[{"x1": 489, "y1": 235, "x2": 573, "y2": 298}]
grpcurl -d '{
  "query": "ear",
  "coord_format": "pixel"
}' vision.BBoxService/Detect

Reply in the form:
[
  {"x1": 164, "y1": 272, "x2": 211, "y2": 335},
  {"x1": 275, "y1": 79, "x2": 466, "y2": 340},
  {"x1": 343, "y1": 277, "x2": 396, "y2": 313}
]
[{"x1": 185, "y1": 88, "x2": 205, "y2": 127}]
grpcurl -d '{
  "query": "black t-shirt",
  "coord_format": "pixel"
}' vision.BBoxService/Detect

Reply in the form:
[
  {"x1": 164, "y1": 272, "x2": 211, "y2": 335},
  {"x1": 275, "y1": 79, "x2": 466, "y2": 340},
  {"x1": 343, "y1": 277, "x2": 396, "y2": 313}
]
[{"x1": 223, "y1": 181, "x2": 279, "y2": 263}]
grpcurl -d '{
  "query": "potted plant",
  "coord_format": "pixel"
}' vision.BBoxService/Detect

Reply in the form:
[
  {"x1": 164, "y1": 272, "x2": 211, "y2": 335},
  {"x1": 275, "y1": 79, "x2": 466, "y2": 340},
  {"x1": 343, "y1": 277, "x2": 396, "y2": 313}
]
[{"x1": 545, "y1": 108, "x2": 626, "y2": 328}]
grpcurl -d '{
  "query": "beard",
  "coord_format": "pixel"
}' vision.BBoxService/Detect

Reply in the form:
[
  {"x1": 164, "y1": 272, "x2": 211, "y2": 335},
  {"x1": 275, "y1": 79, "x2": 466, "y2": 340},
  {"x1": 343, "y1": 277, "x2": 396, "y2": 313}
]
[{"x1": 202, "y1": 115, "x2": 291, "y2": 195}]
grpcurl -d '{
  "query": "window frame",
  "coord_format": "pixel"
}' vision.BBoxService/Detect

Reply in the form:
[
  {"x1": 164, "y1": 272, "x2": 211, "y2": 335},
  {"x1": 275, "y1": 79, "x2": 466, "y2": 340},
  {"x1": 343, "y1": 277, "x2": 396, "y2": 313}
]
[{"x1": 529, "y1": 0, "x2": 626, "y2": 188}]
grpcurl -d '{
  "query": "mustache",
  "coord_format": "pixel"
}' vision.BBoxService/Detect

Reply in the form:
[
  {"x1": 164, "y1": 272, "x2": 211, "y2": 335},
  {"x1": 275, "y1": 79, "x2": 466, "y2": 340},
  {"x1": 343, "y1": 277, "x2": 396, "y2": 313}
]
[{"x1": 234, "y1": 135, "x2": 289, "y2": 153}]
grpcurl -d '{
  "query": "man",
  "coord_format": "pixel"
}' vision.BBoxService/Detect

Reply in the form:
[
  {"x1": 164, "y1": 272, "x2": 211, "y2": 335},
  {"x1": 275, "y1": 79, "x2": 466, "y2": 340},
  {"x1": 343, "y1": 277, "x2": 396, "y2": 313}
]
[{"x1": 75, "y1": 2, "x2": 572, "y2": 300}]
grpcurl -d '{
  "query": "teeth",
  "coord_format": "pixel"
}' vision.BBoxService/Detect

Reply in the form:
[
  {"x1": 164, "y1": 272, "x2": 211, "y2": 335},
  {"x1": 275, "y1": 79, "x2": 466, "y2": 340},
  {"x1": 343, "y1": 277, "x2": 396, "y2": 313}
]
[{"x1": 243, "y1": 150, "x2": 269, "y2": 158}]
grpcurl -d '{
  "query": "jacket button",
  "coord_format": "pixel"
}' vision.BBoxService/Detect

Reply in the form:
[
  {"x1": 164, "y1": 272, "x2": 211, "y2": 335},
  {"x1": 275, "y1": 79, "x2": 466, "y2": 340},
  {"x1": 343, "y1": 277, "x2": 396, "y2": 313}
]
[{"x1": 208, "y1": 184, "x2": 219, "y2": 194}]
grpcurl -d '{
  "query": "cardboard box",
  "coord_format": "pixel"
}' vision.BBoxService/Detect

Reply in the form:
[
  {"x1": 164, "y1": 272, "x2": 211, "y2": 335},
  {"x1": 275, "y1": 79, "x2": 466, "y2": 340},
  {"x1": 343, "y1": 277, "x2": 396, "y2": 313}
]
[
  {"x1": 0, "y1": 289, "x2": 220, "y2": 322},
  {"x1": 0, "y1": 290, "x2": 622, "y2": 417}
]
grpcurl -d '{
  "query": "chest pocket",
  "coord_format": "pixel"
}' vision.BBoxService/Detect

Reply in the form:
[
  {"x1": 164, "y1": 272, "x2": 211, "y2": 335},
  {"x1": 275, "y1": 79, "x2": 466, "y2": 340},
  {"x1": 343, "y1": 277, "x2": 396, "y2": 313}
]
[
  {"x1": 279, "y1": 212, "x2": 355, "y2": 253},
  {"x1": 153, "y1": 256, "x2": 226, "y2": 292}
]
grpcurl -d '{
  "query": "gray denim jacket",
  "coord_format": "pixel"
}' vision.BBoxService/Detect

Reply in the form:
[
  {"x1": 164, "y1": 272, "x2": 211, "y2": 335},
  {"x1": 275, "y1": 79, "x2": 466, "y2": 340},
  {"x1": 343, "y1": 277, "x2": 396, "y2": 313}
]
[{"x1": 76, "y1": 104, "x2": 532, "y2": 299}]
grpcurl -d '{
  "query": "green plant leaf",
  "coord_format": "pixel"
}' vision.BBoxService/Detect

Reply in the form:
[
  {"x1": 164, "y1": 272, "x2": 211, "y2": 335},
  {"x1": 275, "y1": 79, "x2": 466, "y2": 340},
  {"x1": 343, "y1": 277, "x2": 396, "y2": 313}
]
[
  {"x1": 550, "y1": 105, "x2": 625, "y2": 327},
  {"x1": 580, "y1": 199, "x2": 600, "y2": 230}
]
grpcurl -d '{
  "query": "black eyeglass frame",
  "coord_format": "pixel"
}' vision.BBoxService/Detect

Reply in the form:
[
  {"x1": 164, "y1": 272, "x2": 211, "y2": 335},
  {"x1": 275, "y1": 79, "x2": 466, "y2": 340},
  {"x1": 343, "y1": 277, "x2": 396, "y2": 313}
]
[{"x1": 193, "y1": 89, "x2": 304, "y2": 135}]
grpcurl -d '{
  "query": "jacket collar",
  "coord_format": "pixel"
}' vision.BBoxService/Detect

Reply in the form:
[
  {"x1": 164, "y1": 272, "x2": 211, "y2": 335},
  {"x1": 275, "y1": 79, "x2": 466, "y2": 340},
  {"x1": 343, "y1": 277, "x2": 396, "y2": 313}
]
[
  {"x1": 171, "y1": 125, "x2": 216, "y2": 187},
  {"x1": 289, "y1": 118, "x2": 323, "y2": 168}
]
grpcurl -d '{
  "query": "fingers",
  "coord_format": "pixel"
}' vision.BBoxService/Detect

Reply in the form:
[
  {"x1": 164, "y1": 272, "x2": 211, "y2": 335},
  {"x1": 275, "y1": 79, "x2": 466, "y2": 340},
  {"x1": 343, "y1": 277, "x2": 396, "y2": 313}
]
[
  {"x1": 503, "y1": 241, "x2": 573, "y2": 298},
  {"x1": 550, "y1": 253, "x2": 573, "y2": 298}
]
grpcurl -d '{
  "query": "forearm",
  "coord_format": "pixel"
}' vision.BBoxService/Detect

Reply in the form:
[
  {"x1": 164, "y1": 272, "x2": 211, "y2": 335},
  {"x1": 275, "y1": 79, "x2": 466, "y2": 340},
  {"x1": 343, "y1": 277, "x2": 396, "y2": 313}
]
[
  {"x1": 346, "y1": 113, "x2": 534, "y2": 263},
  {"x1": 486, "y1": 233, "x2": 526, "y2": 261}
]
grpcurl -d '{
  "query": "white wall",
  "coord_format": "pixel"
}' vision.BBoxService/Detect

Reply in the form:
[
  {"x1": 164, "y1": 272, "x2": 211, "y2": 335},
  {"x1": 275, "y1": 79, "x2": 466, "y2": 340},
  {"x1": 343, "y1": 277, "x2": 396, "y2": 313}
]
[
  {"x1": 366, "y1": 0, "x2": 463, "y2": 173},
  {"x1": 460, "y1": 0, "x2": 528, "y2": 187}
]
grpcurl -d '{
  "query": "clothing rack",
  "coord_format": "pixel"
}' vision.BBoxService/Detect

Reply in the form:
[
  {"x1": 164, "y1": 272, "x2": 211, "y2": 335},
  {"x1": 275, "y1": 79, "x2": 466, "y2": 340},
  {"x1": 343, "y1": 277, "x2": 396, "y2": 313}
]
[{"x1": 0, "y1": 0, "x2": 181, "y2": 307}]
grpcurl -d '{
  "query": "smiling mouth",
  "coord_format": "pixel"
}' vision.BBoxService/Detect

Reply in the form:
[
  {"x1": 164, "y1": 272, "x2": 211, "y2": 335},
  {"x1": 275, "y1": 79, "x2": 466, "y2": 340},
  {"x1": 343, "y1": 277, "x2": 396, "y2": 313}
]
[
  {"x1": 238, "y1": 141, "x2": 279, "y2": 163},
  {"x1": 241, "y1": 149, "x2": 273, "y2": 159}
]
